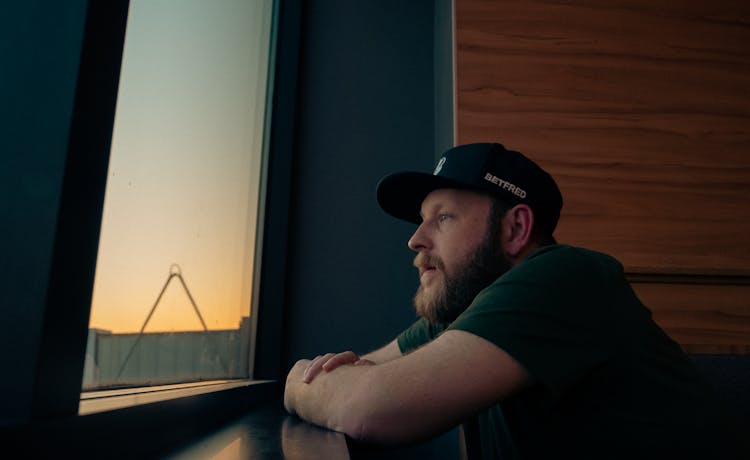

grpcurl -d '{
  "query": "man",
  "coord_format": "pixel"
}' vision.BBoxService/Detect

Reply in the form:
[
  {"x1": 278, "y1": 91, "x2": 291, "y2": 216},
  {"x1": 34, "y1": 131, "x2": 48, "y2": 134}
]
[{"x1": 284, "y1": 143, "x2": 744, "y2": 459}]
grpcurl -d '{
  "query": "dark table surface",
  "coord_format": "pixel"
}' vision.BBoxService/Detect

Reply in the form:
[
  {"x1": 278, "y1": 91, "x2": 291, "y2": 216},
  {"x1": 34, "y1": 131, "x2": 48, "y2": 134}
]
[
  {"x1": 164, "y1": 400, "x2": 461, "y2": 460},
  {"x1": 165, "y1": 401, "x2": 350, "y2": 460}
]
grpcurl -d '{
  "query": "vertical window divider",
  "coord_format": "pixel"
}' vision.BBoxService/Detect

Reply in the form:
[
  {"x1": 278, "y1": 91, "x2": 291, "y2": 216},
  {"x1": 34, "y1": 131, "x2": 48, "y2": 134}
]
[{"x1": 31, "y1": 0, "x2": 130, "y2": 421}]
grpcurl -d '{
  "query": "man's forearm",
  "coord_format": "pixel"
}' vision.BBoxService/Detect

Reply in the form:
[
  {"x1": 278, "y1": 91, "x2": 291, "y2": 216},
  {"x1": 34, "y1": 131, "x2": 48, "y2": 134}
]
[
  {"x1": 284, "y1": 340, "x2": 402, "y2": 436},
  {"x1": 285, "y1": 360, "x2": 377, "y2": 438},
  {"x1": 285, "y1": 330, "x2": 529, "y2": 446},
  {"x1": 360, "y1": 339, "x2": 401, "y2": 364}
]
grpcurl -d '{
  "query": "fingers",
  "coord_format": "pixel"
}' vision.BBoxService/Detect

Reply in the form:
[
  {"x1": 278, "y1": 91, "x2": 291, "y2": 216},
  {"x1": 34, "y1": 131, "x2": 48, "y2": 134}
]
[
  {"x1": 321, "y1": 351, "x2": 360, "y2": 371},
  {"x1": 303, "y1": 353, "x2": 335, "y2": 383},
  {"x1": 302, "y1": 351, "x2": 364, "y2": 384}
]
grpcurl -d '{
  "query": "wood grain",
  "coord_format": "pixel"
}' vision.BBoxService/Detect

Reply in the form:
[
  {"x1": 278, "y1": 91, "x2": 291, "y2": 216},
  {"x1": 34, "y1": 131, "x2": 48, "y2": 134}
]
[
  {"x1": 455, "y1": 0, "x2": 750, "y2": 352},
  {"x1": 455, "y1": 0, "x2": 750, "y2": 275},
  {"x1": 633, "y1": 283, "x2": 750, "y2": 354}
]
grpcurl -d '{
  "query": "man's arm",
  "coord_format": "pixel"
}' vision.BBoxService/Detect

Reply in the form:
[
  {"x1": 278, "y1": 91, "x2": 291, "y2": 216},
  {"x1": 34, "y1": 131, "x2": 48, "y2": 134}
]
[
  {"x1": 284, "y1": 330, "x2": 530, "y2": 444},
  {"x1": 302, "y1": 339, "x2": 402, "y2": 383},
  {"x1": 360, "y1": 338, "x2": 401, "y2": 363}
]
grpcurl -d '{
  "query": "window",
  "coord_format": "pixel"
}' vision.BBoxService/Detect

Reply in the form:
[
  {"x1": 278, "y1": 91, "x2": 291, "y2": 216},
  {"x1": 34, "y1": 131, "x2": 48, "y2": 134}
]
[
  {"x1": 2, "y1": 0, "x2": 299, "y2": 455},
  {"x1": 83, "y1": 0, "x2": 275, "y2": 392}
]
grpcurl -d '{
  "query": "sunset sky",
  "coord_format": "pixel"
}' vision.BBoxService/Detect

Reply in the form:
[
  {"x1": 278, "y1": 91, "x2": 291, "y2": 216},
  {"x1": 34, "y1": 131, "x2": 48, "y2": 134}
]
[{"x1": 88, "y1": 0, "x2": 274, "y2": 333}]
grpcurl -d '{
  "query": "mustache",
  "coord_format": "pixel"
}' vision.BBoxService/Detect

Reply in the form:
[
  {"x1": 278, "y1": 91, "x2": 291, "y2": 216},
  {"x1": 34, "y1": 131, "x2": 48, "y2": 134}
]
[{"x1": 413, "y1": 253, "x2": 446, "y2": 272}]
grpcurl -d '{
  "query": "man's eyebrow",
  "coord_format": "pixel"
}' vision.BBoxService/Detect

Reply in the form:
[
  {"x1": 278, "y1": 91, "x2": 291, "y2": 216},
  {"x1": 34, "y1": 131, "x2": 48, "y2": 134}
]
[
  {"x1": 418, "y1": 204, "x2": 433, "y2": 220},
  {"x1": 419, "y1": 202, "x2": 448, "y2": 220}
]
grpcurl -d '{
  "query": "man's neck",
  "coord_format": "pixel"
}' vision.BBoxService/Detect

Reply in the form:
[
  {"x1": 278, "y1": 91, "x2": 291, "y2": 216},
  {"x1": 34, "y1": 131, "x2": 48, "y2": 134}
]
[{"x1": 510, "y1": 242, "x2": 543, "y2": 267}]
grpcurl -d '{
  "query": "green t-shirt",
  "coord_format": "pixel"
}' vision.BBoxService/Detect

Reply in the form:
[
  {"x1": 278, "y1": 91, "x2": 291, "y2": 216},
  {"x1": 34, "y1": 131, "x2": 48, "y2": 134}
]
[{"x1": 397, "y1": 245, "x2": 743, "y2": 459}]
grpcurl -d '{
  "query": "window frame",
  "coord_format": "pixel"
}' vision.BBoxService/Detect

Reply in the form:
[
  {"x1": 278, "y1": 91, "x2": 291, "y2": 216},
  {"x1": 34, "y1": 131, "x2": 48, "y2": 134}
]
[{"x1": 1, "y1": 0, "x2": 302, "y2": 456}]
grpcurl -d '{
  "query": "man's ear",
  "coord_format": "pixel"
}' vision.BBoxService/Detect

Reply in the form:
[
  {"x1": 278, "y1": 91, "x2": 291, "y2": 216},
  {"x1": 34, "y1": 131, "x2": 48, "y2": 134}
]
[{"x1": 502, "y1": 204, "x2": 534, "y2": 259}]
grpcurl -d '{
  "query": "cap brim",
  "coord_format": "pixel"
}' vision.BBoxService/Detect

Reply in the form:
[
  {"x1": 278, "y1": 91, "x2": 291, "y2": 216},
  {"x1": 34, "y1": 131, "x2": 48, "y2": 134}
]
[{"x1": 376, "y1": 172, "x2": 479, "y2": 224}]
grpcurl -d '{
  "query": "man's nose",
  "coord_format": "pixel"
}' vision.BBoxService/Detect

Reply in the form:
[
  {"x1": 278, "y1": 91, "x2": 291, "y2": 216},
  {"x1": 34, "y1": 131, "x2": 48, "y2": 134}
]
[{"x1": 408, "y1": 223, "x2": 430, "y2": 252}]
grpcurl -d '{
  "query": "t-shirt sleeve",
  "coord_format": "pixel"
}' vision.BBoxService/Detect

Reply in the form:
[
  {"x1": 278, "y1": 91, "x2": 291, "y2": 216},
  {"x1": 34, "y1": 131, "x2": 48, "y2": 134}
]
[
  {"x1": 397, "y1": 317, "x2": 446, "y2": 354},
  {"x1": 447, "y1": 247, "x2": 615, "y2": 397}
]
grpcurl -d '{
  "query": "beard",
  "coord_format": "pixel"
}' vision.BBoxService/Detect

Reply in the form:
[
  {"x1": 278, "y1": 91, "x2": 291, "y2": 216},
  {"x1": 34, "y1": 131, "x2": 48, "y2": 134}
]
[{"x1": 413, "y1": 227, "x2": 512, "y2": 325}]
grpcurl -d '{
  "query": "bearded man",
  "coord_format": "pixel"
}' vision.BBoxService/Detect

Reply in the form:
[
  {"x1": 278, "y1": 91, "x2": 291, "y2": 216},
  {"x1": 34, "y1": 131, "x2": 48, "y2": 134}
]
[{"x1": 283, "y1": 143, "x2": 743, "y2": 459}]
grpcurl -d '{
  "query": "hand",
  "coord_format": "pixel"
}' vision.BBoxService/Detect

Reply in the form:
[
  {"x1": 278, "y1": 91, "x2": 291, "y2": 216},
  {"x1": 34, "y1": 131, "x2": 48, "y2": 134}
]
[
  {"x1": 283, "y1": 354, "x2": 375, "y2": 416},
  {"x1": 303, "y1": 351, "x2": 375, "y2": 383},
  {"x1": 284, "y1": 359, "x2": 310, "y2": 414}
]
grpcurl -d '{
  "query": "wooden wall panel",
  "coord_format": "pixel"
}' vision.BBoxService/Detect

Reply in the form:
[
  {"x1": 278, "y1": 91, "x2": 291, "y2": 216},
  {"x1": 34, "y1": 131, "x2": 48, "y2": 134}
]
[
  {"x1": 633, "y1": 282, "x2": 750, "y2": 354},
  {"x1": 455, "y1": 0, "x2": 750, "y2": 352}
]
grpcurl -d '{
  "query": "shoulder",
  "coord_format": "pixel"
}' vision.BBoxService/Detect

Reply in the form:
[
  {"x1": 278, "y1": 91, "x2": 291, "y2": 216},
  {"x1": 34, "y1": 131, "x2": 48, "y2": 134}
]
[
  {"x1": 505, "y1": 244, "x2": 624, "y2": 285},
  {"x1": 469, "y1": 245, "x2": 626, "y2": 313},
  {"x1": 524, "y1": 244, "x2": 622, "y2": 269}
]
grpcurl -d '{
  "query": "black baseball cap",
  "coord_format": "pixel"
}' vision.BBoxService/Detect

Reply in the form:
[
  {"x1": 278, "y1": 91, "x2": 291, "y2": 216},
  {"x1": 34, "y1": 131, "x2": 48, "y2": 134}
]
[{"x1": 376, "y1": 142, "x2": 563, "y2": 234}]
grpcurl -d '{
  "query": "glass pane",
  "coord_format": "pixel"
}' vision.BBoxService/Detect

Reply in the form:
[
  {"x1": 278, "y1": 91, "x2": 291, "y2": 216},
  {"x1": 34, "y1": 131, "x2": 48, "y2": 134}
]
[{"x1": 83, "y1": 0, "x2": 275, "y2": 391}]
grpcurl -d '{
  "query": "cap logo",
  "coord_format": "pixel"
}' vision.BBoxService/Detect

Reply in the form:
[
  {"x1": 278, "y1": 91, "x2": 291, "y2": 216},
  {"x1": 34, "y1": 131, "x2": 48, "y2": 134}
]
[
  {"x1": 433, "y1": 157, "x2": 446, "y2": 175},
  {"x1": 484, "y1": 173, "x2": 527, "y2": 199}
]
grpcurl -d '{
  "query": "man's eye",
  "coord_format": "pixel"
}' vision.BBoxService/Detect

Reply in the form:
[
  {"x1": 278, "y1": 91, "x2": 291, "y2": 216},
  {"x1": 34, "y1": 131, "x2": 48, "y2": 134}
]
[{"x1": 438, "y1": 214, "x2": 451, "y2": 222}]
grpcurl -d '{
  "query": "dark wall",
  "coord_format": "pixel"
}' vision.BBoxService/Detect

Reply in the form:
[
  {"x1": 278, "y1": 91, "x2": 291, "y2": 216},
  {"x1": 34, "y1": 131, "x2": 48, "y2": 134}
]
[
  {"x1": 0, "y1": 1, "x2": 88, "y2": 426},
  {"x1": 279, "y1": 1, "x2": 457, "y2": 456},
  {"x1": 280, "y1": 2, "x2": 457, "y2": 455},
  {"x1": 282, "y1": 0, "x2": 446, "y2": 363}
]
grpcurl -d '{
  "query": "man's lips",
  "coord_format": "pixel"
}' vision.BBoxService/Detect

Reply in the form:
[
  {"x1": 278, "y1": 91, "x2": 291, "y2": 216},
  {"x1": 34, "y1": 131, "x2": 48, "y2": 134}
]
[
  {"x1": 414, "y1": 254, "x2": 443, "y2": 280},
  {"x1": 419, "y1": 265, "x2": 438, "y2": 279}
]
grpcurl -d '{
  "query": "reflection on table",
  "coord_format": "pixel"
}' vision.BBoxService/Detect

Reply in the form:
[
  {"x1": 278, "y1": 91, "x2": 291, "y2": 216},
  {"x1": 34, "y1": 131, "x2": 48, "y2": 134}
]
[{"x1": 165, "y1": 401, "x2": 349, "y2": 460}]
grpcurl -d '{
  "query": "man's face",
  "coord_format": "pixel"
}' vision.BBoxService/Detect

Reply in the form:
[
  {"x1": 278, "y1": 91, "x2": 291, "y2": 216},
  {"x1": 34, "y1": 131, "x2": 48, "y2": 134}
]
[{"x1": 409, "y1": 189, "x2": 512, "y2": 324}]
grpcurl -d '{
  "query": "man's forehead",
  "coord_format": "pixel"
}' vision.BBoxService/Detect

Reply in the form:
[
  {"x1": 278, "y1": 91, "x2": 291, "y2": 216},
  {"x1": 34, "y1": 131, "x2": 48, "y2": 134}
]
[{"x1": 419, "y1": 188, "x2": 491, "y2": 214}]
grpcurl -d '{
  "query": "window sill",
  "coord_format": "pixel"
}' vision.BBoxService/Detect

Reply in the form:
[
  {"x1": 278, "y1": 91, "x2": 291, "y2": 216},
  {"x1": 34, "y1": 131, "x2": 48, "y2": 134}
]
[
  {"x1": 4, "y1": 380, "x2": 280, "y2": 458},
  {"x1": 80, "y1": 379, "x2": 273, "y2": 415}
]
